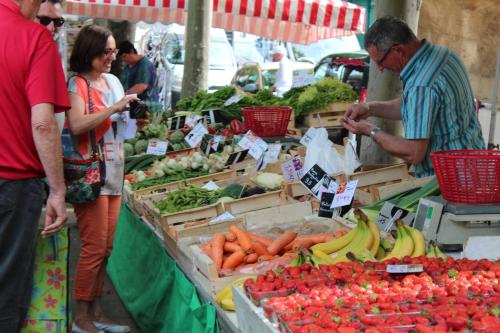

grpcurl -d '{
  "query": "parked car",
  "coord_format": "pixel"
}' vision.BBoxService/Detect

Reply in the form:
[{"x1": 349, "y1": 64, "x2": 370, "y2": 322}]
[
  {"x1": 314, "y1": 51, "x2": 369, "y2": 102},
  {"x1": 163, "y1": 24, "x2": 238, "y2": 106},
  {"x1": 231, "y1": 61, "x2": 315, "y2": 94}
]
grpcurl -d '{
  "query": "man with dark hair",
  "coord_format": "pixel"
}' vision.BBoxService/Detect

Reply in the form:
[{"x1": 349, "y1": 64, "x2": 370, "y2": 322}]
[
  {"x1": 342, "y1": 16, "x2": 484, "y2": 178},
  {"x1": 118, "y1": 40, "x2": 159, "y2": 102},
  {"x1": 0, "y1": 0, "x2": 70, "y2": 331},
  {"x1": 35, "y1": 0, "x2": 64, "y2": 38}
]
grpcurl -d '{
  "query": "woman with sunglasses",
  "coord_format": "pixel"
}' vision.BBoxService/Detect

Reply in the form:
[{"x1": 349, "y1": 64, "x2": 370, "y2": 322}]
[{"x1": 65, "y1": 25, "x2": 137, "y2": 333}]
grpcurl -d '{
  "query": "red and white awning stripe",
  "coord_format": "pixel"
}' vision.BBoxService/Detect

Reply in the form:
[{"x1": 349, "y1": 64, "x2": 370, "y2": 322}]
[{"x1": 66, "y1": 0, "x2": 365, "y2": 44}]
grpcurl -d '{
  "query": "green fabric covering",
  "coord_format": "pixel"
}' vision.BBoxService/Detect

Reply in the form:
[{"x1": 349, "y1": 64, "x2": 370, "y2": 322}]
[{"x1": 107, "y1": 204, "x2": 219, "y2": 333}]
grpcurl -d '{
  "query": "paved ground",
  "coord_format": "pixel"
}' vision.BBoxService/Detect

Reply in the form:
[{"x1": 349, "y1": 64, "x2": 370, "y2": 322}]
[{"x1": 68, "y1": 224, "x2": 142, "y2": 333}]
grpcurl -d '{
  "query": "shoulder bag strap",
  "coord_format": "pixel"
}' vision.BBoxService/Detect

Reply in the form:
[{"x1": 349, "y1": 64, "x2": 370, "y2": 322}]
[{"x1": 73, "y1": 75, "x2": 100, "y2": 159}]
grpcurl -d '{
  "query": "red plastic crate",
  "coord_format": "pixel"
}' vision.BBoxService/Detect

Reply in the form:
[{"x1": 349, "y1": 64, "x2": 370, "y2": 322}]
[
  {"x1": 431, "y1": 150, "x2": 500, "y2": 204},
  {"x1": 242, "y1": 106, "x2": 292, "y2": 137}
]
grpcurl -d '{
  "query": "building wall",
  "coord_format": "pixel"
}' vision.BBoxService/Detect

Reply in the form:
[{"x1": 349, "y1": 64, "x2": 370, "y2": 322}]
[{"x1": 418, "y1": 0, "x2": 500, "y2": 101}]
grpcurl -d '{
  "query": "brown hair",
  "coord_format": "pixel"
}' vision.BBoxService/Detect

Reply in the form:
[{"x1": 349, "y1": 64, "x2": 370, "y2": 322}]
[{"x1": 69, "y1": 25, "x2": 112, "y2": 73}]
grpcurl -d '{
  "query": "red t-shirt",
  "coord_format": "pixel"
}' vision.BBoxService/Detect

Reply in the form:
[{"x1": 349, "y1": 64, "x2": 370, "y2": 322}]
[{"x1": 0, "y1": 0, "x2": 70, "y2": 179}]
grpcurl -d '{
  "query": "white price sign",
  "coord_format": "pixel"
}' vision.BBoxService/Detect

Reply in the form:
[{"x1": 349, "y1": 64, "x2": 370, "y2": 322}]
[
  {"x1": 330, "y1": 180, "x2": 358, "y2": 209},
  {"x1": 292, "y1": 68, "x2": 315, "y2": 88},
  {"x1": 237, "y1": 131, "x2": 268, "y2": 160},
  {"x1": 281, "y1": 156, "x2": 304, "y2": 181},
  {"x1": 386, "y1": 264, "x2": 424, "y2": 274},
  {"x1": 146, "y1": 139, "x2": 168, "y2": 156},
  {"x1": 185, "y1": 114, "x2": 202, "y2": 128},
  {"x1": 202, "y1": 181, "x2": 220, "y2": 191},
  {"x1": 224, "y1": 94, "x2": 244, "y2": 106},
  {"x1": 212, "y1": 135, "x2": 225, "y2": 151},
  {"x1": 209, "y1": 212, "x2": 235, "y2": 225},
  {"x1": 264, "y1": 144, "x2": 281, "y2": 164},
  {"x1": 185, "y1": 123, "x2": 209, "y2": 148}
]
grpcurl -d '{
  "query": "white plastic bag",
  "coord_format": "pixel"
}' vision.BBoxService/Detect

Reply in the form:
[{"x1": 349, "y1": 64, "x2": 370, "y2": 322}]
[
  {"x1": 303, "y1": 128, "x2": 344, "y2": 175},
  {"x1": 344, "y1": 138, "x2": 362, "y2": 174}
]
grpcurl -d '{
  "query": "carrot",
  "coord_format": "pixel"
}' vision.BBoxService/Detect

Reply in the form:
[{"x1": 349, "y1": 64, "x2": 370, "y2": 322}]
[
  {"x1": 267, "y1": 231, "x2": 297, "y2": 255},
  {"x1": 244, "y1": 253, "x2": 259, "y2": 264},
  {"x1": 247, "y1": 232, "x2": 273, "y2": 247},
  {"x1": 229, "y1": 225, "x2": 253, "y2": 253},
  {"x1": 290, "y1": 238, "x2": 315, "y2": 251},
  {"x1": 223, "y1": 242, "x2": 242, "y2": 253},
  {"x1": 212, "y1": 234, "x2": 226, "y2": 270},
  {"x1": 257, "y1": 254, "x2": 276, "y2": 262},
  {"x1": 225, "y1": 231, "x2": 237, "y2": 242},
  {"x1": 251, "y1": 241, "x2": 270, "y2": 256},
  {"x1": 222, "y1": 250, "x2": 246, "y2": 269}
]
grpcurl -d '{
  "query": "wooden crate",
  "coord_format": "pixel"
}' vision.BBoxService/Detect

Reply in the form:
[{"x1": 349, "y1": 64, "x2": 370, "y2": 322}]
[
  {"x1": 304, "y1": 111, "x2": 345, "y2": 128},
  {"x1": 372, "y1": 176, "x2": 434, "y2": 201},
  {"x1": 223, "y1": 190, "x2": 288, "y2": 216},
  {"x1": 168, "y1": 217, "x2": 245, "y2": 241},
  {"x1": 285, "y1": 181, "x2": 309, "y2": 198},
  {"x1": 347, "y1": 163, "x2": 410, "y2": 188},
  {"x1": 233, "y1": 286, "x2": 278, "y2": 333},
  {"x1": 142, "y1": 193, "x2": 224, "y2": 230},
  {"x1": 129, "y1": 169, "x2": 237, "y2": 216}
]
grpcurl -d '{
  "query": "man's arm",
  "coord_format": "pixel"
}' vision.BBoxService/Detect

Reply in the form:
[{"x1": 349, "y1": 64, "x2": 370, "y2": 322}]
[
  {"x1": 345, "y1": 97, "x2": 402, "y2": 121},
  {"x1": 126, "y1": 83, "x2": 148, "y2": 95},
  {"x1": 342, "y1": 118, "x2": 429, "y2": 164},
  {"x1": 32, "y1": 103, "x2": 68, "y2": 237}
]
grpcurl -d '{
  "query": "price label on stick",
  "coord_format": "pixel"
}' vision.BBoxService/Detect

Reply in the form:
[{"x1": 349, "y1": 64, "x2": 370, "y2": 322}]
[
  {"x1": 386, "y1": 264, "x2": 424, "y2": 274},
  {"x1": 237, "y1": 131, "x2": 268, "y2": 160},
  {"x1": 185, "y1": 123, "x2": 208, "y2": 148},
  {"x1": 146, "y1": 139, "x2": 168, "y2": 155},
  {"x1": 330, "y1": 180, "x2": 358, "y2": 209},
  {"x1": 171, "y1": 116, "x2": 186, "y2": 130},
  {"x1": 185, "y1": 114, "x2": 203, "y2": 128},
  {"x1": 300, "y1": 164, "x2": 335, "y2": 199},
  {"x1": 224, "y1": 94, "x2": 244, "y2": 106},
  {"x1": 318, "y1": 192, "x2": 335, "y2": 218},
  {"x1": 281, "y1": 156, "x2": 304, "y2": 181},
  {"x1": 264, "y1": 144, "x2": 281, "y2": 164},
  {"x1": 225, "y1": 149, "x2": 249, "y2": 166}
]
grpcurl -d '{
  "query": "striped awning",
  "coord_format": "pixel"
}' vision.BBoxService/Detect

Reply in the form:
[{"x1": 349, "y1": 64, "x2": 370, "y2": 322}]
[{"x1": 66, "y1": 0, "x2": 366, "y2": 45}]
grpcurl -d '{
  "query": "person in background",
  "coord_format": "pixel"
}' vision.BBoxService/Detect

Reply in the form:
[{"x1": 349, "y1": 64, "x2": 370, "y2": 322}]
[
  {"x1": 342, "y1": 16, "x2": 485, "y2": 178},
  {"x1": 35, "y1": 0, "x2": 65, "y2": 133},
  {"x1": 271, "y1": 45, "x2": 294, "y2": 97},
  {"x1": 118, "y1": 40, "x2": 159, "y2": 102},
  {"x1": 0, "y1": 0, "x2": 70, "y2": 331},
  {"x1": 35, "y1": 0, "x2": 63, "y2": 38},
  {"x1": 66, "y1": 25, "x2": 137, "y2": 333}
]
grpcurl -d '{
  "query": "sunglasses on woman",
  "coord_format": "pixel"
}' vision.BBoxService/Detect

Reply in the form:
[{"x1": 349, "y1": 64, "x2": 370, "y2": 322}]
[{"x1": 36, "y1": 15, "x2": 65, "y2": 28}]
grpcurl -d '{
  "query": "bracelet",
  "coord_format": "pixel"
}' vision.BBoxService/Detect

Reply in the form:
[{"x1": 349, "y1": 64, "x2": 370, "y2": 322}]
[{"x1": 370, "y1": 127, "x2": 380, "y2": 141}]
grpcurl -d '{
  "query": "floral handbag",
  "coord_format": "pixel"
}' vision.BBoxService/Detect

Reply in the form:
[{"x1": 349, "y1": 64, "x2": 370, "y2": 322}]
[{"x1": 62, "y1": 76, "x2": 106, "y2": 204}]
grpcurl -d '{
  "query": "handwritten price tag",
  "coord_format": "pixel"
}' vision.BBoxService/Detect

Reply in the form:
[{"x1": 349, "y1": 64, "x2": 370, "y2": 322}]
[
  {"x1": 185, "y1": 123, "x2": 208, "y2": 148},
  {"x1": 146, "y1": 139, "x2": 168, "y2": 155},
  {"x1": 330, "y1": 180, "x2": 358, "y2": 208},
  {"x1": 300, "y1": 164, "x2": 335, "y2": 199},
  {"x1": 386, "y1": 264, "x2": 424, "y2": 274},
  {"x1": 237, "y1": 131, "x2": 268, "y2": 160},
  {"x1": 281, "y1": 156, "x2": 304, "y2": 181},
  {"x1": 319, "y1": 192, "x2": 335, "y2": 218}
]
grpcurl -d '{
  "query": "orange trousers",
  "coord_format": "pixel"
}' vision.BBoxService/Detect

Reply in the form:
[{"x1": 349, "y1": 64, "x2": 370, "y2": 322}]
[{"x1": 73, "y1": 195, "x2": 121, "y2": 301}]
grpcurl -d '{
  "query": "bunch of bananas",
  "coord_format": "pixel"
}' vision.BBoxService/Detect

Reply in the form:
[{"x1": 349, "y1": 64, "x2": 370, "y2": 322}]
[
  {"x1": 382, "y1": 221, "x2": 427, "y2": 260},
  {"x1": 310, "y1": 209, "x2": 380, "y2": 264},
  {"x1": 426, "y1": 240, "x2": 448, "y2": 259},
  {"x1": 215, "y1": 276, "x2": 253, "y2": 311}
]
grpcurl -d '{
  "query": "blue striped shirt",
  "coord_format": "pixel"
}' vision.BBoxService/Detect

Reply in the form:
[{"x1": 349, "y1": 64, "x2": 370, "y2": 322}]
[{"x1": 400, "y1": 40, "x2": 485, "y2": 178}]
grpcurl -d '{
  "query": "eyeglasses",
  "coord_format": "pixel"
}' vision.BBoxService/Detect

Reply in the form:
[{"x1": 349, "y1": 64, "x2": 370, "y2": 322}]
[
  {"x1": 375, "y1": 44, "x2": 398, "y2": 67},
  {"x1": 103, "y1": 48, "x2": 119, "y2": 57},
  {"x1": 36, "y1": 16, "x2": 65, "y2": 28}
]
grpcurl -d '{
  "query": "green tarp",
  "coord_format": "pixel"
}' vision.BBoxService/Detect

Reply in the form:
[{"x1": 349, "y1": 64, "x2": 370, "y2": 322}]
[{"x1": 107, "y1": 204, "x2": 219, "y2": 333}]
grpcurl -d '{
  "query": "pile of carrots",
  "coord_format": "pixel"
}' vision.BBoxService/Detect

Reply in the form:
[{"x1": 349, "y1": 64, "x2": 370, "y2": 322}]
[{"x1": 200, "y1": 225, "x2": 346, "y2": 272}]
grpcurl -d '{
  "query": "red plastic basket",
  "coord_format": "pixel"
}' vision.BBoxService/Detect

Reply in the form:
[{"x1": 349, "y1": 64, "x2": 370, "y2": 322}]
[
  {"x1": 241, "y1": 106, "x2": 292, "y2": 137},
  {"x1": 431, "y1": 150, "x2": 500, "y2": 204}
]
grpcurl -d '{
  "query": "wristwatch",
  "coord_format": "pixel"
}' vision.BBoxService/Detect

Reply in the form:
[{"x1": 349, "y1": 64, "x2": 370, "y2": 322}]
[{"x1": 370, "y1": 127, "x2": 381, "y2": 141}]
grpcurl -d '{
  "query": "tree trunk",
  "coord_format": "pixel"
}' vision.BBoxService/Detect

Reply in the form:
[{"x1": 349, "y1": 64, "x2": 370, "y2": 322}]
[
  {"x1": 181, "y1": 0, "x2": 212, "y2": 99},
  {"x1": 107, "y1": 21, "x2": 136, "y2": 77},
  {"x1": 359, "y1": 0, "x2": 422, "y2": 165}
]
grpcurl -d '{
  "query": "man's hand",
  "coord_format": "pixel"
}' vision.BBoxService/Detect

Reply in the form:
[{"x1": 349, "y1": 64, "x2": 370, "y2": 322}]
[
  {"x1": 345, "y1": 102, "x2": 370, "y2": 121},
  {"x1": 42, "y1": 192, "x2": 68, "y2": 238},
  {"x1": 341, "y1": 117, "x2": 374, "y2": 136}
]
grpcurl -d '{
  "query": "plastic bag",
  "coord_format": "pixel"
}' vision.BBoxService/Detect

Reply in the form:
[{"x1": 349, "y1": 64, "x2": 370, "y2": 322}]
[
  {"x1": 303, "y1": 127, "x2": 344, "y2": 175},
  {"x1": 344, "y1": 138, "x2": 362, "y2": 174}
]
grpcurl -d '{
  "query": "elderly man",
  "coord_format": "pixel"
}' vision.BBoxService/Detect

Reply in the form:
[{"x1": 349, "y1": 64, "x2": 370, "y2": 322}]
[
  {"x1": 272, "y1": 45, "x2": 293, "y2": 97},
  {"x1": 342, "y1": 16, "x2": 484, "y2": 178},
  {"x1": 0, "y1": 0, "x2": 69, "y2": 331}
]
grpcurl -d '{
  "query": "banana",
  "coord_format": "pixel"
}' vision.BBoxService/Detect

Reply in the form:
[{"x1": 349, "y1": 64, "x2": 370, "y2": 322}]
[
  {"x1": 311, "y1": 249, "x2": 335, "y2": 264},
  {"x1": 433, "y1": 242, "x2": 448, "y2": 259},
  {"x1": 404, "y1": 225, "x2": 426, "y2": 257},
  {"x1": 215, "y1": 283, "x2": 232, "y2": 304},
  {"x1": 367, "y1": 219, "x2": 381, "y2": 256},
  {"x1": 380, "y1": 238, "x2": 395, "y2": 252},
  {"x1": 330, "y1": 219, "x2": 373, "y2": 264},
  {"x1": 348, "y1": 248, "x2": 377, "y2": 262},
  {"x1": 221, "y1": 298, "x2": 235, "y2": 311},
  {"x1": 426, "y1": 243, "x2": 437, "y2": 258},
  {"x1": 384, "y1": 221, "x2": 414, "y2": 260},
  {"x1": 216, "y1": 276, "x2": 254, "y2": 311},
  {"x1": 376, "y1": 246, "x2": 386, "y2": 260},
  {"x1": 310, "y1": 226, "x2": 358, "y2": 254}
]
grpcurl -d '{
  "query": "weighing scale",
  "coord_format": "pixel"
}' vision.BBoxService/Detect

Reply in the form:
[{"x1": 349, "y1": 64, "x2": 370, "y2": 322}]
[{"x1": 413, "y1": 196, "x2": 500, "y2": 252}]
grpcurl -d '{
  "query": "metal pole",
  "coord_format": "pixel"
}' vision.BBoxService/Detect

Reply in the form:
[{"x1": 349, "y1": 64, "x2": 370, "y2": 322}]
[{"x1": 488, "y1": 45, "x2": 500, "y2": 149}]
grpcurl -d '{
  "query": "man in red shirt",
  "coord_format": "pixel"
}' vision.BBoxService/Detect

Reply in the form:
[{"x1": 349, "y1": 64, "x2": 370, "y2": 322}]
[{"x1": 0, "y1": 0, "x2": 70, "y2": 331}]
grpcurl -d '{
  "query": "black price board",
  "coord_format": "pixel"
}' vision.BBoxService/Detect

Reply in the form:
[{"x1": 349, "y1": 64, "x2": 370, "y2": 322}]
[
  {"x1": 225, "y1": 149, "x2": 249, "y2": 166},
  {"x1": 318, "y1": 192, "x2": 335, "y2": 218},
  {"x1": 200, "y1": 134, "x2": 220, "y2": 156},
  {"x1": 201, "y1": 109, "x2": 224, "y2": 125},
  {"x1": 171, "y1": 116, "x2": 186, "y2": 130},
  {"x1": 300, "y1": 164, "x2": 332, "y2": 198}
]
